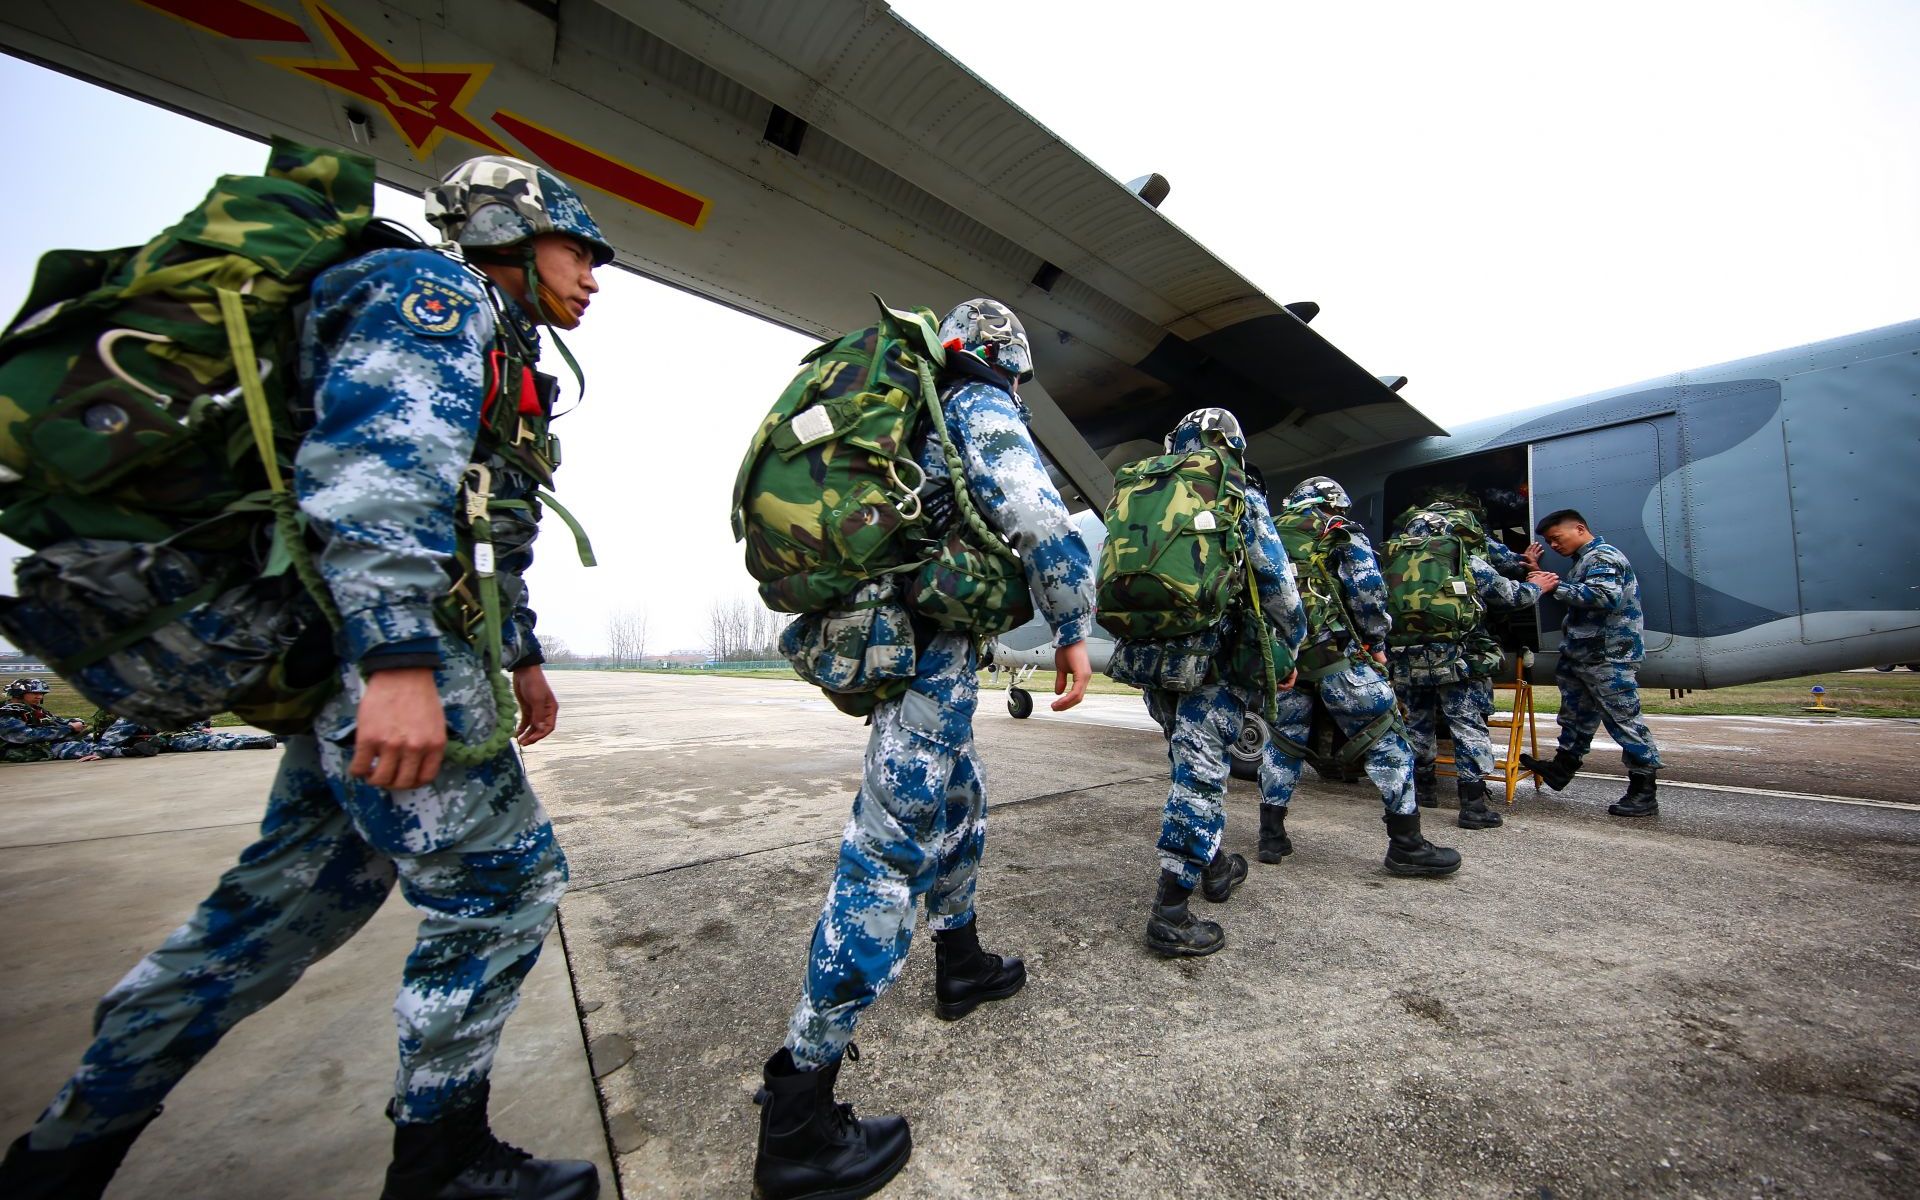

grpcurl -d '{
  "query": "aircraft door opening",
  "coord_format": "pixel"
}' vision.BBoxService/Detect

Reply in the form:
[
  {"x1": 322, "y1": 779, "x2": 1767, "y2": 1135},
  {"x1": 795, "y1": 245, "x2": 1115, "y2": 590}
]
[{"x1": 1530, "y1": 419, "x2": 1677, "y2": 654}]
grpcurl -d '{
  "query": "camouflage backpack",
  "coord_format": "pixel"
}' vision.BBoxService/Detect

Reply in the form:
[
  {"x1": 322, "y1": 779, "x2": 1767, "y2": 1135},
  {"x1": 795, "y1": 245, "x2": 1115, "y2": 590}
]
[
  {"x1": 1383, "y1": 522, "x2": 1482, "y2": 647},
  {"x1": 1273, "y1": 502, "x2": 1363, "y2": 681},
  {"x1": 731, "y1": 296, "x2": 1032, "y2": 635},
  {"x1": 1094, "y1": 444, "x2": 1248, "y2": 639},
  {"x1": 0, "y1": 139, "x2": 545, "y2": 760}
]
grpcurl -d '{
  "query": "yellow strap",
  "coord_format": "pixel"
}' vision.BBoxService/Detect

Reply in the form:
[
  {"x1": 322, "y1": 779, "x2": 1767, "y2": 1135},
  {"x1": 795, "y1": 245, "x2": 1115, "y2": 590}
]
[{"x1": 216, "y1": 288, "x2": 285, "y2": 495}]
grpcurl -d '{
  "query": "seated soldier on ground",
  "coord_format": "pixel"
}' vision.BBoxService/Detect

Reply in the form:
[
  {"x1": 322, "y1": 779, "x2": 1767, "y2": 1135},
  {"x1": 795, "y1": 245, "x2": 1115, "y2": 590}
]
[{"x1": 1, "y1": 679, "x2": 156, "y2": 763}]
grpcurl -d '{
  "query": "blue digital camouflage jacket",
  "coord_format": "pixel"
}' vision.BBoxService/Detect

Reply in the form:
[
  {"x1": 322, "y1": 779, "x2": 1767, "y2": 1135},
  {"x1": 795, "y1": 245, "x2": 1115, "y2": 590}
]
[
  {"x1": 295, "y1": 247, "x2": 546, "y2": 672},
  {"x1": 914, "y1": 372, "x2": 1094, "y2": 647},
  {"x1": 1554, "y1": 535, "x2": 1646, "y2": 664}
]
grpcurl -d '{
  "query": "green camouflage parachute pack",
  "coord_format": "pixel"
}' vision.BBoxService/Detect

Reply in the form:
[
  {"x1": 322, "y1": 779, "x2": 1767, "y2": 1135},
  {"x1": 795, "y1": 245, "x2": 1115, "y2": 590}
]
[
  {"x1": 1094, "y1": 445, "x2": 1247, "y2": 639},
  {"x1": 731, "y1": 297, "x2": 1031, "y2": 640},
  {"x1": 0, "y1": 138, "x2": 379, "y2": 733},
  {"x1": 1274, "y1": 502, "x2": 1362, "y2": 681},
  {"x1": 0, "y1": 139, "x2": 544, "y2": 763},
  {"x1": 1383, "y1": 527, "x2": 1482, "y2": 647}
]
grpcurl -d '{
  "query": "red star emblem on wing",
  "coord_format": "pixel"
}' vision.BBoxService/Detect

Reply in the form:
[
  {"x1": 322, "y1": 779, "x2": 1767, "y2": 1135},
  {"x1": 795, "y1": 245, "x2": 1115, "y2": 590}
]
[{"x1": 268, "y1": 1, "x2": 508, "y2": 159}]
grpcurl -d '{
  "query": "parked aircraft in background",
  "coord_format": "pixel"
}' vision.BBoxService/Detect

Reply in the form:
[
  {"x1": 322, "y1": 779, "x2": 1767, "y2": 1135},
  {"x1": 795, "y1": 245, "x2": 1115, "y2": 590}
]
[{"x1": 5, "y1": 1, "x2": 1916, "y2": 717}]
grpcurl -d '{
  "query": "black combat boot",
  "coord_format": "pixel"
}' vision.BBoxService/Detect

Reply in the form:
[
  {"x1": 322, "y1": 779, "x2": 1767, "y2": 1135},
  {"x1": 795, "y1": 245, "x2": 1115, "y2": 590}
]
[
  {"x1": 1257, "y1": 804, "x2": 1292, "y2": 864},
  {"x1": 933, "y1": 917, "x2": 1026, "y2": 1021},
  {"x1": 1518, "y1": 748, "x2": 1582, "y2": 791},
  {"x1": 1145, "y1": 870, "x2": 1226, "y2": 957},
  {"x1": 0, "y1": 1110, "x2": 160, "y2": 1200},
  {"x1": 1414, "y1": 766, "x2": 1438, "y2": 809},
  {"x1": 754, "y1": 1046, "x2": 911, "y2": 1200},
  {"x1": 380, "y1": 1083, "x2": 598, "y2": 1200},
  {"x1": 1199, "y1": 847, "x2": 1248, "y2": 903},
  {"x1": 1608, "y1": 768, "x2": 1660, "y2": 817},
  {"x1": 1383, "y1": 811, "x2": 1463, "y2": 877},
  {"x1": 1456, "y1": 780, "x2": 1504, "y2": 829}
]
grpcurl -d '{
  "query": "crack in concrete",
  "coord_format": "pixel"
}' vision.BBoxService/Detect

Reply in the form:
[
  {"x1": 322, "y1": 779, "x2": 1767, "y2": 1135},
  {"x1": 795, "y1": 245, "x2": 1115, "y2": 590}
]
[{"x1": 564, "y1": 772, "x2": 1163, "y2": 895}]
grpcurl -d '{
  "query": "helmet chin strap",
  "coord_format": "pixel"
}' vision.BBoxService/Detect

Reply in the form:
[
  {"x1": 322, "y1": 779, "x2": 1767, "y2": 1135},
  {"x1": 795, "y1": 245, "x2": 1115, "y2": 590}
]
[{"x1": 519, "y1": 246, "x2": 587, "y2": 407}]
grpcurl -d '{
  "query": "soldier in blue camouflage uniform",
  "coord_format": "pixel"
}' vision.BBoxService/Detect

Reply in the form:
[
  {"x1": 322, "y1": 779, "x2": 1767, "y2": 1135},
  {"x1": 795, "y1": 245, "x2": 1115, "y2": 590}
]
[
  {"x1": 1110, "y1": 412, "x2": 1305, "y2": 958},
  {"x1": 1388, "y1": 510, "x2": 1544, "y2": 829},
  {"x1": 1520, "y1": 508, "x2": 1663, "y2": 817},
  {"x1": 1, "y1": 679, "x2": 157, "y2": 763},
  {"x1": 97, "y1": 715, "x2": 277, "y2": 753},
  {"x1": 754, "y1": 299, "x2": 1095, "y2": 1200},
  {"x1": 1, "y1": 159, "x2": 608, "y2": 1200},
  {"x1": 1257, "y1": 477, "x2": 1461, "y2": 877}
]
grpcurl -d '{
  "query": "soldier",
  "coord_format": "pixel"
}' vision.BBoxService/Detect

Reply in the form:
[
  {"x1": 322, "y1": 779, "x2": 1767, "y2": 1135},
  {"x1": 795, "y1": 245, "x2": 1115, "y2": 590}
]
[
  {"x1": 1519, "y1": 509, "x2": 1663, "y2": 817},
  {"x1": 1, "y1": 679, "x2": 156, "y2": 763},
  {"x1": 753, "y1": 299, "x2": 1095, "y2": 1200},
  {"x1": 1108, "y1": 413, "x2": 1305, "y2": 958},
  {"x1": 96, "y1": 715, "x2": 278, "y2": 753},
  {"x1": 1385, "y1": 508, "x2": 1546, "y2": 829},
  {"x1": 0, "y1": 157, "x2": 608, "y2": 1200},
  {"x1": 1257, "y1": 477, "x2": 1461, "y2": 876}
]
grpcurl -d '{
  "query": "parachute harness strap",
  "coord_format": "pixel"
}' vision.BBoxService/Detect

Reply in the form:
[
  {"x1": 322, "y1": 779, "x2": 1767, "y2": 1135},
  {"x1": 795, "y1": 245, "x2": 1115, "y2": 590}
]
[
  {"x1": 216, "y1": 287, "x2": 342, "y2": 632},
  {"x1": 914, "y1": 357, "x2": 1017, "y2": 563},
  {"x1": 443, "y1": 463, "x2": 516, "y2": 768}
]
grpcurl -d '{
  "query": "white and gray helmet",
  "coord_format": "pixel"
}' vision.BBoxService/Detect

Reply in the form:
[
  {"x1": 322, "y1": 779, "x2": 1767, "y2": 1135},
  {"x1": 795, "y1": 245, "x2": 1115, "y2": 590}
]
[
  {"x1": 938, "y1": 298, "x2": 1033, "y2": 383},
  {"x1": 424, "y1": 156, "x2": 613, "y2": 266},
  {"x1": 1287, "y1": 475, "x2": 1353, "y2": 513},
  {"x1": 1164, "y1": 407, "x2": 1246, "y2": 453}
]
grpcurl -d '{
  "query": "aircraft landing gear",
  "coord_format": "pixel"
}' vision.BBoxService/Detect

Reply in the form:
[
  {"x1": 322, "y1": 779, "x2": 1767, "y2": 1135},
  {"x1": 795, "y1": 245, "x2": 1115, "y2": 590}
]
[
  {"x1": 1002, "y1": 664, "x2": 1039, "y2": 718},
  {"x1": 1230, "y1": 714, "x2": 1269, "y2": 780}
]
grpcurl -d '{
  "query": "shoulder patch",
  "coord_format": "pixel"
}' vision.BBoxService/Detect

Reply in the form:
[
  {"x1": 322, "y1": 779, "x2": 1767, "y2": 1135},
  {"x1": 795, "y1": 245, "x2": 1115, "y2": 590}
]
[{"x1": 398, "y1": 275, "x2": 476, "y2": 337}]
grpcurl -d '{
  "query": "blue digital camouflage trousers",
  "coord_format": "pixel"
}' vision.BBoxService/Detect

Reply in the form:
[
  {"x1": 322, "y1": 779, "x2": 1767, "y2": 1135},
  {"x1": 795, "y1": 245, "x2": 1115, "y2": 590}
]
[
  {"x1": 787, "y1": 632, "x2": 987, "y2": 1070},
  {"x1": 1144, "y1": 683, "x2": 1246, "y2": 888},
  {"x1": 1399, "y1": 678, "x2": 1498, "y2": 784},
  {"x1": 25, "y1": 649, "x2": 568, "y2": 1148},
  {"x1": 1555, "y1": 656, "x2": 1662, "y2": 769},
  {"x1": 1258, "y1": 662, "x2": 1419, "y2": 816}
]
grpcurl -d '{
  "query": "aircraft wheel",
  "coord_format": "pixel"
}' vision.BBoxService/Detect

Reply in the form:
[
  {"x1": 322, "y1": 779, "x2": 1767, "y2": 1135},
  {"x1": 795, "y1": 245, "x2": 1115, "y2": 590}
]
[
  {"x1": 1007, "y1": 687, "x2": 1034, "y2": 719},
  {"x1": 1230, "y1": 714, "x2": 1269, "y2": 780},
  {"x1": 1908, "y1": 664, "x2": 1920, "y2": 672},
  {"x1": 1874, "y1": 664, "x2": 1896, "y2": 672}
]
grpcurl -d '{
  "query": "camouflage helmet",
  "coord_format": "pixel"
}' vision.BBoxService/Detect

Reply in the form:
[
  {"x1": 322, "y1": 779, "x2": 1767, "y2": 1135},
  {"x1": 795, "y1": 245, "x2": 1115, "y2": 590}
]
[
  {"x1": 5, "y1": 677, "x2": 50, "y2": 698},
  {"x1": 425, "y1": 156, "x2": 614, "y2": 267},
  {"x1": 1287, "y1": 475, "x2": 1353, "y2": 513},
  {"x1": 1165, "y1": 407, "x2": 1247, "y2": 453},
  {"x1": 938, "y1": 299, "x2": 1033, "y2": 383},
  {"x1": 1418, "y1": 484, "x2": 1486, "y2": 516},
  {"x1": 1401, "y1": 508, "x2": 1454, "y2": 538}
]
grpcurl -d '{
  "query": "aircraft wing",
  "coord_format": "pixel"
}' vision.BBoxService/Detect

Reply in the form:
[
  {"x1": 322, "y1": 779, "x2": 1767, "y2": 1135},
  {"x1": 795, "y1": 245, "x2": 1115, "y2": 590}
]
[{"x1": 1, "y1": 0, "x2": 1445, "y2": 508}]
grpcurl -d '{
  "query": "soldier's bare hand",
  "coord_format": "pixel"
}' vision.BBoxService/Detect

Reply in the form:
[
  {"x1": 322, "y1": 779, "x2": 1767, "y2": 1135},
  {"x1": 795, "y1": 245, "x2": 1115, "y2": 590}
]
[
  {"x1": 513, "y1": 664, "x2": 559, "y2": 746},
  {"x1": 1528, "y1": 570, "x2": 1560, "y2": 593},
  {"x1": 1371, "y1": 649, "x2": 1388, "y2": 666},
  {"x1": 1524, "y1": 541, "x2": 1545, "y2": 568},
  {"x1": 1279, "y1": 668, "x2": 1299, "y2": 690},
  {"x1": 68, "y1": 719, "x2": 87, "y2": 733},
  {"x1": 351, "y1": 667, "x2": 446, "y2": 791},
  {"x1": 1052, "y1": 640, "x2": 1092, "y2": 711}
]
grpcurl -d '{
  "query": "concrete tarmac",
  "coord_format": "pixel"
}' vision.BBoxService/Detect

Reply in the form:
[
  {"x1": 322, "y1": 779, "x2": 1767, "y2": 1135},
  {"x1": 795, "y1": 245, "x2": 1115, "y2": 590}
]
[{"x1": 2, "y1": 672, "x2": 1916, "y2": 1198}]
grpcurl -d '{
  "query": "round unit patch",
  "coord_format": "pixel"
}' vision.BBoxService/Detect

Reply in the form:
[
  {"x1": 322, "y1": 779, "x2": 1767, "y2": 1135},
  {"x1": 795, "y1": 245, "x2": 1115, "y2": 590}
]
[{"x1": 399, "y1": 276, "x2": 475, "y2": 336}]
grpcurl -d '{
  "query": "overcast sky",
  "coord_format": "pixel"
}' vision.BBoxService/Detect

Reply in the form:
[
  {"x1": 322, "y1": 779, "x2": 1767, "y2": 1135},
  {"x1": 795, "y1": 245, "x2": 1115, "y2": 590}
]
[{"x1": 2, "y1": 0, "x2": 1916, "y2": 656}]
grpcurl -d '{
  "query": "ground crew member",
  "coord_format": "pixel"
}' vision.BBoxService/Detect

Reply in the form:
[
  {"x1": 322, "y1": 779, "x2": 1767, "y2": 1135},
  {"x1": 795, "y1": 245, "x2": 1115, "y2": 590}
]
[
  {"x1": 753, "y1": 299, "x2": 1095, "y2": 1200},
  {"x1": 0, "y1": 157, "x2": 609, "y2": 1200},
  {"x1": 1387, "y1": 509, "x2": 1546, "y2": 828},
  {"x1": 1519, "y1": 509, "x2": 1663, "y2": 817},
  {"x1": 1109, "y1": 412, "x2": 1304, "y2": 958},
  {"x1": 0, "y1": 679, "x2": 156, "y2": 763},
  {"x1": 1257, "y1": 477, "x2": 1461, "y2": 876}
]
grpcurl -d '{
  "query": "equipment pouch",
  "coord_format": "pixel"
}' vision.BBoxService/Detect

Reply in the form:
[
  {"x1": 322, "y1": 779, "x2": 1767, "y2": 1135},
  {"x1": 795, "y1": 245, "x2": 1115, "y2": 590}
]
[
  {"x1": 780, "y1": 578, "x2": 917, "y2": 717},
  {"x1": 0, "y1": 538, "x2": 335, "y2": 732},
  {"x1": 905, "y1": 527, "x2": 1034, "y2": 636},
  {"x1": 1105, "y1": 629, "x2": 1219, "y2": 693},
  {"x1": 24, "y1": 379, "x2": 201, "y2": 495}
]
